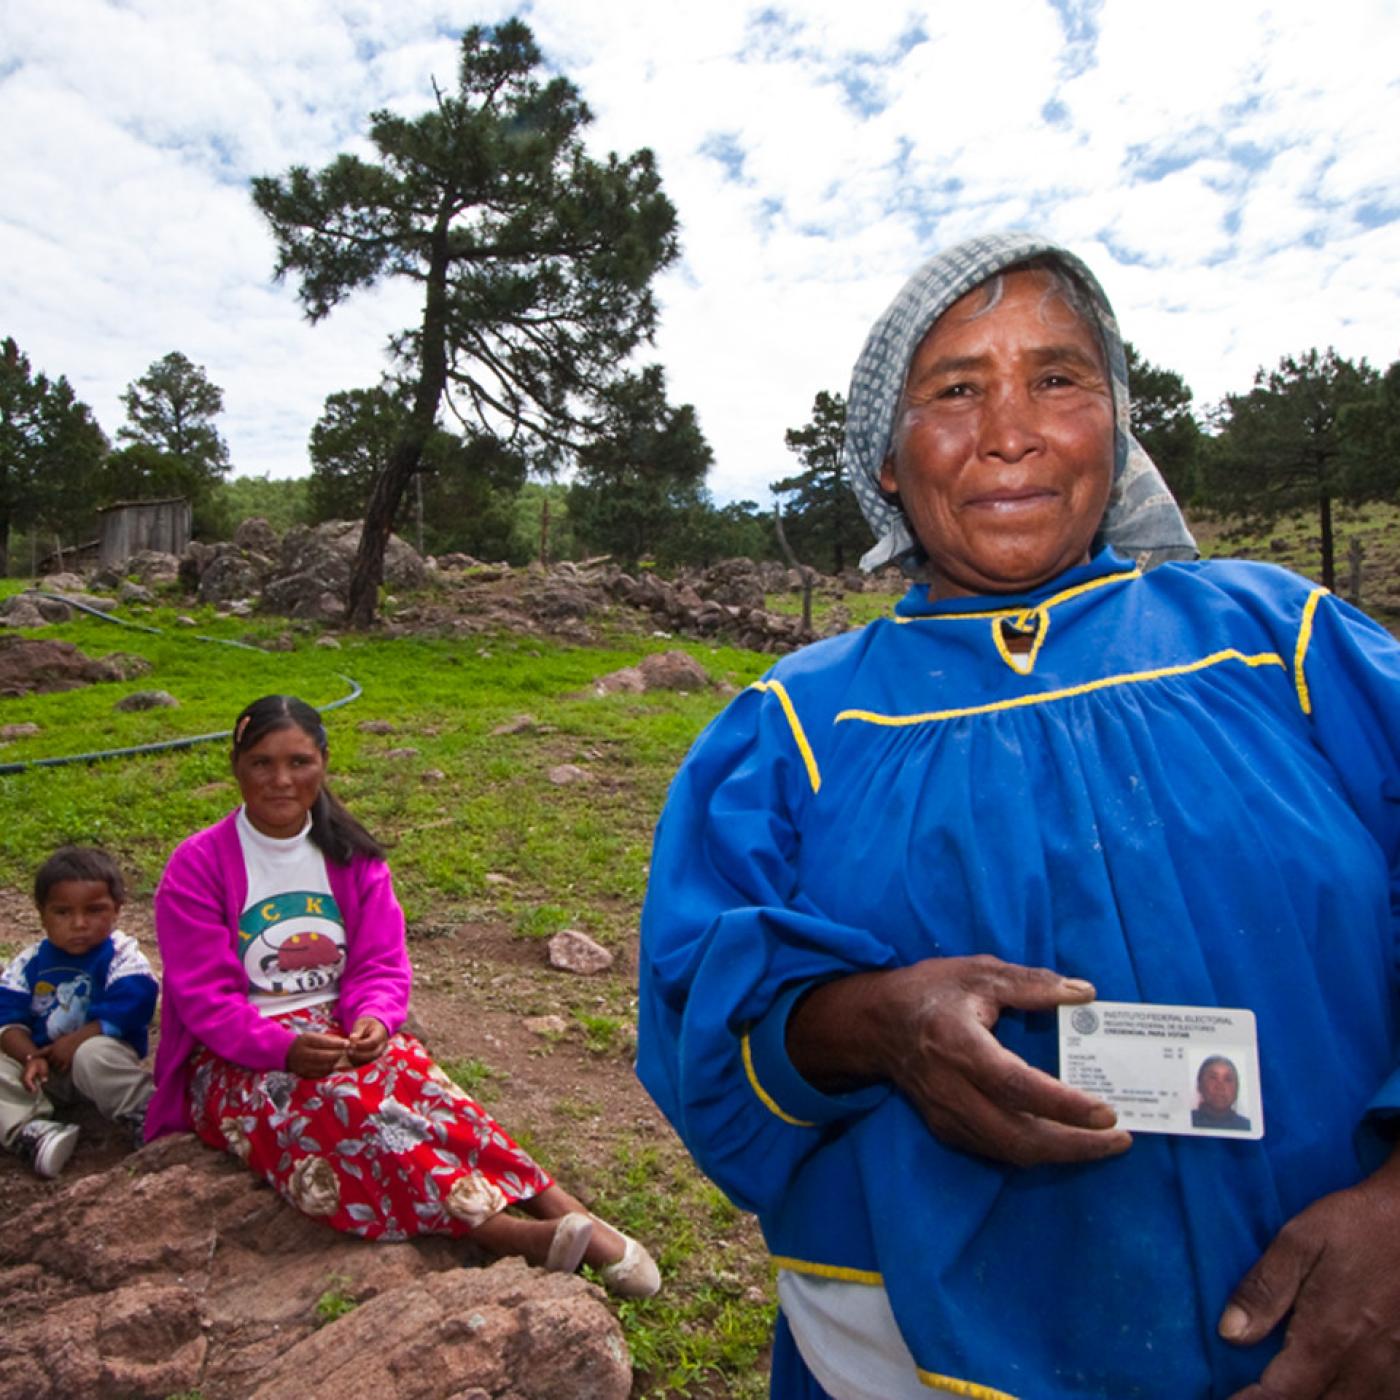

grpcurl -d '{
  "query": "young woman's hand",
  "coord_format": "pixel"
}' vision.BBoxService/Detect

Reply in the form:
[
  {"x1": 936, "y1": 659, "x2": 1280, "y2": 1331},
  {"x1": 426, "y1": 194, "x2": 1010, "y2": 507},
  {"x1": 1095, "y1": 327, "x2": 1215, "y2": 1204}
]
[
  {"x1": 286, "y1": 1031, "x2": 351, "y2": 1078},
  {"x1": 346, "y1": 1016, "x2": 389, "y2": 1065}
]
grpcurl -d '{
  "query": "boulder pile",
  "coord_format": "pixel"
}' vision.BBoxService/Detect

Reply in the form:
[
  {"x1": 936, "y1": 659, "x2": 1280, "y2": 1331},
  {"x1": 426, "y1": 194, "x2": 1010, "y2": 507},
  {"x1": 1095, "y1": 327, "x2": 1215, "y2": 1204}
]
[
  {"x1": 7, "y1": 516, "x2": 904, "y2": 654},
  {"x1": 179, "y1": 519, "x2": 427, "y2": 622}
]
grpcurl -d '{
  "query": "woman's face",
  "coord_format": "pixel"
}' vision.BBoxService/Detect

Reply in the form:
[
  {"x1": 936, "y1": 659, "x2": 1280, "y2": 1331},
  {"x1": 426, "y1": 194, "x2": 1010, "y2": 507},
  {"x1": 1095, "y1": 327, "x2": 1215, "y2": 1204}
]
[
  {"x1": 234, "y1": 725, "x2": 326, "y2": 839},
  {"x1": 1199, "y1": 1061, "x2": 1239, "y2": 1114},
  {"x1": 879, "y1": 268, "x2": 1115, "y2": 600}
]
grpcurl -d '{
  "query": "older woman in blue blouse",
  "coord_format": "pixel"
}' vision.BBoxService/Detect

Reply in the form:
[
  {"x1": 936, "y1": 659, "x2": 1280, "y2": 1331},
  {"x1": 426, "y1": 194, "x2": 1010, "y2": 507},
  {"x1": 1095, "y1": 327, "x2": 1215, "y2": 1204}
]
[{"x1": 638, "y1": 233, "x2": 1400, "y2": 1400}]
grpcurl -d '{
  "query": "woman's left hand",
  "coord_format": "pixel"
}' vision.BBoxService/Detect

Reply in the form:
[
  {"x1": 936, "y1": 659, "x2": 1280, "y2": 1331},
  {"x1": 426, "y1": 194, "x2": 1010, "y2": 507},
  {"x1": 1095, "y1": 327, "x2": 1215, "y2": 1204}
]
[
  {"x1": 1221, "y1": 1150, "x2": 1400, "y2": 1398},
  {"x1": 346, "y1": 1016, "x2": 389, "y2": 1066}
]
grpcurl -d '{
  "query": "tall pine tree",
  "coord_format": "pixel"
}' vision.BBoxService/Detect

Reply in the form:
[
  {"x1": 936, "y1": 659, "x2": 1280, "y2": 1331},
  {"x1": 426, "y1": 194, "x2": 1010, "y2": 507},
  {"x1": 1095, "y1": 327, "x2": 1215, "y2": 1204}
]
[
  {"x1": 774, "y1": 390, "x2": 857, "y2": 573},
  {"x1": 115, "y1": 350, "x2": 230, "y2": 495},
  {"x1": 253, "y1": 19, "x2": 678, "y2": 624}
]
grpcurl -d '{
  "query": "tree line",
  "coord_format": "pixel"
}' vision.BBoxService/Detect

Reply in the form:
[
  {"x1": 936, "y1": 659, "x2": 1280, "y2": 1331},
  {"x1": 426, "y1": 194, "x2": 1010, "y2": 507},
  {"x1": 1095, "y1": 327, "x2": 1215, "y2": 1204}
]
[
  {"x1": 3, "y1": 18, "x2": 1395, "y2": 603},
  {"x1": 776, "y1": 345, "x2": 1400, "y2": 591}
]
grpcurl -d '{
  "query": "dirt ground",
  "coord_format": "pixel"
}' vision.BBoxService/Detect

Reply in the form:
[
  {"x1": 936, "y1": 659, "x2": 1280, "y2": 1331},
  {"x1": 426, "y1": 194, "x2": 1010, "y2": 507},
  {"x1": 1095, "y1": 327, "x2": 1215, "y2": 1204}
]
[{"x1": 0, "y1": 886, "x2": 674, "y2": 1226}]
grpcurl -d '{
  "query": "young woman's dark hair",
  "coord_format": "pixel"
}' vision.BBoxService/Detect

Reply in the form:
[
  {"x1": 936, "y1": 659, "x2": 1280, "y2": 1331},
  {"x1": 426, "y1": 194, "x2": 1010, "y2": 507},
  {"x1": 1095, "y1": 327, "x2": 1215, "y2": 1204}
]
[
  {"x1": 34, "y1": 846, "x2": 126, "y2": 907},
  {"x1": 230, "y1": 695, "x2": 384, "y2": 865}
]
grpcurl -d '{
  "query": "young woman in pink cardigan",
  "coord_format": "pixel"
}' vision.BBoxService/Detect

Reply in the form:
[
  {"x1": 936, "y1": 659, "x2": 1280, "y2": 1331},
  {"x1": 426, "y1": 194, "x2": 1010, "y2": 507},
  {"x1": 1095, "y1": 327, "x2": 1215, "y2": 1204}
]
[{"x1": 148, "y1": 694, "x2": 658, "y2": 1296}]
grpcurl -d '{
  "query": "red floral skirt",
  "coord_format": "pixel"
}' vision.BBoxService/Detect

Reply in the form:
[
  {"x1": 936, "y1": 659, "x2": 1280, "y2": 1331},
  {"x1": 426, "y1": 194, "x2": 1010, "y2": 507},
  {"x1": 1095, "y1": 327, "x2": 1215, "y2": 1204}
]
[{"x1": 187, "y1": 1002, "x2": 552, "y2": 1240}]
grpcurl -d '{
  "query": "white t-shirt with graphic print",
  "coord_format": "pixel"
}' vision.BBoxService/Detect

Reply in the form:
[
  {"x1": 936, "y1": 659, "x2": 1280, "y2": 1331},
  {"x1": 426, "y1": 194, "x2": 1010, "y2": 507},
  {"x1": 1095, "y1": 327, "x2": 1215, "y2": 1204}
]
[{"x1": 235, "y1": 807, "x2": 347, "y2": 1017}]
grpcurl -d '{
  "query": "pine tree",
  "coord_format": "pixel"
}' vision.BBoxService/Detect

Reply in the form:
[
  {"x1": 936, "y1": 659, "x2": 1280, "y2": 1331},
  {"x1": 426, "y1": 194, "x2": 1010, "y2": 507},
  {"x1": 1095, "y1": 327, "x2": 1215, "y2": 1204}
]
[
  {"x1": 0, "y1": 338, "x2": 107, "y2": 574},
  {"x1": 774, "y1": 390, "x2": 856, "y2": 573},
  {"x1": 252, "y1": 19, "x2": 678, "y2": 624},
  {"x1": 116, "y1": 351, "x2": 230, "y2": 494},
  {"x1": 1205, "y1": 349, "x2": 1382, "y2": 590}
]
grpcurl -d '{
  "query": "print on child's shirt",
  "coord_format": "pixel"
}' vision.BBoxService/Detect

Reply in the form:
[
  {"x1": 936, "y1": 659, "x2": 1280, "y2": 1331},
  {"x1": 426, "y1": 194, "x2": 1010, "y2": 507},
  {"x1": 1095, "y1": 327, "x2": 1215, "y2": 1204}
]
[
  {"x1": 239, "y1": 891, "x2": 347, "y2": 1006},
  {"x1": 33, "y1": 971, "x2": 93, "y2": 1039}
]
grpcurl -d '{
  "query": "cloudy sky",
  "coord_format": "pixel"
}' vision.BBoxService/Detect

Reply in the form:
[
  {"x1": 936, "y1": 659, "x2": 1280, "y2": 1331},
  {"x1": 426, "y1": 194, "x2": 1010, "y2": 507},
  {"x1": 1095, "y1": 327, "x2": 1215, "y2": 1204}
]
[{"x1": 3, "y1": 0, "x2": 1397, "y2": 507}]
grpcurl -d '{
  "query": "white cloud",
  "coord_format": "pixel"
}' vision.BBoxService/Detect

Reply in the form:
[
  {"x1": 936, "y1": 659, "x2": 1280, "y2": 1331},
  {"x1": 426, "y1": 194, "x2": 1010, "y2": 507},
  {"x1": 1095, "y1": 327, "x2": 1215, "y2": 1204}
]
[{"x1": 0, "y1": 0, "x2": 1396, "y2": 523}]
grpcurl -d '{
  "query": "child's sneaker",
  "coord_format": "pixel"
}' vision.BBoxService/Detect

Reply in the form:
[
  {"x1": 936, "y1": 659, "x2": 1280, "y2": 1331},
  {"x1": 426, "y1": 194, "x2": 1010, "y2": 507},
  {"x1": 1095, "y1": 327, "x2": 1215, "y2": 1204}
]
[
  {"x1": 14, "y1": 1120, "x2": 79, "y2": 1179},
  {"x1": 118, "y1": 1107, "x2": 148, "y2": 1150}
]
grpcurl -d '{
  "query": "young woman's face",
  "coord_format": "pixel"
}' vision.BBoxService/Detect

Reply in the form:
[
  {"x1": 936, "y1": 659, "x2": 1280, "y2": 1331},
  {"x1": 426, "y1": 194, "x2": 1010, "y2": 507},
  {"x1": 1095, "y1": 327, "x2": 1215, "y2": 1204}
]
[{"x1": 234, "y1": 725, "x2": 327, "y2": 839}]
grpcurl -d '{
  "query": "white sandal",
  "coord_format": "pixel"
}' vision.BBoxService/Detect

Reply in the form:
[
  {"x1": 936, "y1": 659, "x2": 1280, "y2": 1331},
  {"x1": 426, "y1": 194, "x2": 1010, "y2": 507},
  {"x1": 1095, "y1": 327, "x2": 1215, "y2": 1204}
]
[
  {"x1": 544, "y1": 1212, "x2": 594, "y2": 1274},
  {"x1": 597, "y1": 1230, "x2": 661, "y2": 1298}
]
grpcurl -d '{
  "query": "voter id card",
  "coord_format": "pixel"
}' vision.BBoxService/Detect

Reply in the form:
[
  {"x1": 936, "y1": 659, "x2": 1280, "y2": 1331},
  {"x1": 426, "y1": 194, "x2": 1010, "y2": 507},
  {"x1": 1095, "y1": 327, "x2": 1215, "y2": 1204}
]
[{"x1": 1057, "y1": 1001, "x2": 1263, "y2": 1140}]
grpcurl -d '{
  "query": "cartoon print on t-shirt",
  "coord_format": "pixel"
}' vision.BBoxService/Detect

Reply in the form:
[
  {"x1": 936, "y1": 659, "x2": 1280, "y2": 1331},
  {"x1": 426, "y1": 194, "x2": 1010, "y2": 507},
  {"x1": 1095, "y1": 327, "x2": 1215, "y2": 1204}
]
[
  {"x1": 238, "y1": 892, "x2": 347, "y2": 999},
  {"x1": 32, "y1": 972, "x2": 94, "y2": 1040}
]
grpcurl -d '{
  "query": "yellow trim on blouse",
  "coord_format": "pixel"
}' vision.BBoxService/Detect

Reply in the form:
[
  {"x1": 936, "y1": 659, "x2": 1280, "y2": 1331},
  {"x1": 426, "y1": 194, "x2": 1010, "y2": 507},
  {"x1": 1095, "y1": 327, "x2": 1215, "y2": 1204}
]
[
  {"x1": 771, "y1": 1253, "x2": 884, "y2": 1286},
  {"x1": 1294, "y1": 587, "x2": 1328, "y2": 716},
  {"x1": 836, "y1": 649, "x2": 1288, "y2": 727},
  {"x1": 897, "y1": 567, "x2": 1141, "y2": 624},
  {"x1": 740, "y1": 1031, "x2": 815, "y2": 1127},
  {"x1": 990, "y1": 606, "x2": 1050, "y2": 675},
  {"x1": 914, "y1": 1368, "x2": 1020, "y2": 1399},
  {"x1": 750, "y1": 679, "x2": 822, "y2": 793}
]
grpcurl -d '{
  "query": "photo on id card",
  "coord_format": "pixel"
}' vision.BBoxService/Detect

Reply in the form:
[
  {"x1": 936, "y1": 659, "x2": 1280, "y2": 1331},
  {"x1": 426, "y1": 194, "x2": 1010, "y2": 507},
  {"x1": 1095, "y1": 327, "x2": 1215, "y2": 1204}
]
[{"x1": 1056, "y1": 1000, "x2": 1264, "y2": 1140}]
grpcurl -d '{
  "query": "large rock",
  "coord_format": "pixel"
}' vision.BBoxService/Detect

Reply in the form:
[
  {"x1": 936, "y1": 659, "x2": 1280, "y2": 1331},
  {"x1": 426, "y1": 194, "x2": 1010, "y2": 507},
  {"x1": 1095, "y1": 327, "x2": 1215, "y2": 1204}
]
[
  {"x1": 0, "y1": 595, "x2": 51, "y2": 628},
  {"x1": 250, "y1": 1260, "x2": 630, "y2": 1400},
  {"x1": 547, "y1": 929, "x2": 615, "y2": 976},
  {"x1": 125, "y1": 549, "x2": 182, "y2": 585},
  {"x1": 0, "y1": 1135, "x2": 629, "y2": 1400},
  {"x1": 198, "y1": 547, "x2": 275, "y2": 605},
  {"x1": 698, "y1": 558, "x2": 767, "y2": 611},
  {"x1": 39, "y1": 571, "x2": 86, "y2": 592},
  {"x1": 260, "y1": 573, "x2": 347, "y2": 622},
  {"x1": 278, "y1": 521, "x2": 427, "y2": 595},
  {"x1": 638, "y1": 650, "x2": 710, "y2": 691},
  {"x1": 0, "y1": 638, "x2": 124, "y2": 697},
  {"x1": 179, "y1": 539, "x2": 216, "y2": 592},
  {"x1": 234, "y1": 516, "x2": 280, "y2": 556}
]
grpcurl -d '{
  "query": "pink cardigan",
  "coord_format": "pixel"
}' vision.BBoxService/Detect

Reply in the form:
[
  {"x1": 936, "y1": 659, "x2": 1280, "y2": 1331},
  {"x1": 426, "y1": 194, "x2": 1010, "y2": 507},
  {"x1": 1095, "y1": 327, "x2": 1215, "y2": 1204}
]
[{"x1": 147, "y1": 810, "x2": 412, "y2": 1139}]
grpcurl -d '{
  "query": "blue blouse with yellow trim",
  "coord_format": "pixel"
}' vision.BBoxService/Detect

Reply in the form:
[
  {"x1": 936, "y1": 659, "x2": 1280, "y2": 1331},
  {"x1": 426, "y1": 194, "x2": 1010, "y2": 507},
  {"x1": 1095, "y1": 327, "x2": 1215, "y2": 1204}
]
[{"x1": 637, "y1": 549, "x2": 1400, "y2": 1399}]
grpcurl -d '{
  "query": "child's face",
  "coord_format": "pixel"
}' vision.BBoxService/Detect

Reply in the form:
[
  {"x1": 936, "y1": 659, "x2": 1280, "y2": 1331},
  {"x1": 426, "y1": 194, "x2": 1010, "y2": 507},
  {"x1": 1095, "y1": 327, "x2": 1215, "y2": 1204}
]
[{"x1": 40, "y1": 879, "x2": 121, "y2": 956}]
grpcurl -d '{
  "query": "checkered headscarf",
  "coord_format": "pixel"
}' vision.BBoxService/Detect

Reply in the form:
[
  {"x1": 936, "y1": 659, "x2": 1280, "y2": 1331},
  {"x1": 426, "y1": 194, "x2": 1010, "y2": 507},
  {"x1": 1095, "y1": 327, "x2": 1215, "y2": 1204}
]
[{"x1": 846, "y1": 231, "x2": 1196, "y2": 573}]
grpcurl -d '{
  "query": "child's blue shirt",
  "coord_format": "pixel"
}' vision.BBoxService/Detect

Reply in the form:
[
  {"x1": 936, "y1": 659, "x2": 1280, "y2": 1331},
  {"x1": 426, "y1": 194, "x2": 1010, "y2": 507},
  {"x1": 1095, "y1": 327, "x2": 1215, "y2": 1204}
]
[{"x1": 0, "y1": 932, "x2": 157, "y2": 1057}]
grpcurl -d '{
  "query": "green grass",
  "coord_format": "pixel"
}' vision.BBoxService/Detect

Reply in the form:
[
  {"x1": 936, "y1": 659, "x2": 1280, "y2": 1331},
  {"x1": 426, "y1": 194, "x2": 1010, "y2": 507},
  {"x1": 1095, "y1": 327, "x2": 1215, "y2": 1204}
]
[
  {"x1": 765, "y1": 586, "x2": 901, "y2": 630},
  {"x1": 439, "y1": 1056, "x2": 505, "y2": 1102},
  {"x1": 313, "y1": 1274, "x2": 359, "y2": 1326},
  {"x1": 1187, "y1": 501, "x2": 1400, "y2": 628},
  {"x1": 0, "y1": 579, "x2": 815, "y2": 1399},
  {"x1": 583, "y1": 1141, "x2": 775, "y2": 1400},
  {"x1": 574, "y1": 1011, "x2": 629, "y2": 1056},
  {"x1": 0, "y1": 602, "x2": 768, "y2": 919}
]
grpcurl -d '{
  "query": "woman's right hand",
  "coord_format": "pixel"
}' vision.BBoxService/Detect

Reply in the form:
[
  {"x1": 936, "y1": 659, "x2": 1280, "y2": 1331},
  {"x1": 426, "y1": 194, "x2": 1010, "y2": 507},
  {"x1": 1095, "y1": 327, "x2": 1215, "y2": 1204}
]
[
  {"x1": 285, "y1": 1031, "x2": 352, "y2": 1079},
  {"x1": 787, "y1": 954, "x2": 1133, "y2": 1168}
]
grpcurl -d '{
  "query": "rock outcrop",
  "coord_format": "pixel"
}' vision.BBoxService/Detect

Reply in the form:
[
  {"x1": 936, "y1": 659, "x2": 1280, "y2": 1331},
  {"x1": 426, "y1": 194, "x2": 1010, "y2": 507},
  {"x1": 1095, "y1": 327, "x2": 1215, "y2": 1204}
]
[
  {"x1": 0, "y1": 638, "x2": 149, "y2": 697},
  {"x1": 0, "y1": 1135, "x2": 630, "y2": 1400}
]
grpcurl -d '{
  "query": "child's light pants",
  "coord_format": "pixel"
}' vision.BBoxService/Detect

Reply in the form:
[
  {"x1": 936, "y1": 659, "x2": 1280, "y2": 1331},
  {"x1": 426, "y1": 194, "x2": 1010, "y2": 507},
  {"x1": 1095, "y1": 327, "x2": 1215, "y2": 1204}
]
[{"x1": 0, "y1": 1031, "x2": 153, "y2": 1148}]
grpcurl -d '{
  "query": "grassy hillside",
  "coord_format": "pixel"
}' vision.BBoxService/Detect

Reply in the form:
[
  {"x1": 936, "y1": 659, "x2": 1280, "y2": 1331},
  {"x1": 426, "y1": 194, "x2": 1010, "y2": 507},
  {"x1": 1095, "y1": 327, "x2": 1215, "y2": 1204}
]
[
  {"x1": 1190, "y1": 500, "x2": 1400, "y2": 627},
  {"x1": 0, "y1": 585, "x2": 788, "y2": 1399}
]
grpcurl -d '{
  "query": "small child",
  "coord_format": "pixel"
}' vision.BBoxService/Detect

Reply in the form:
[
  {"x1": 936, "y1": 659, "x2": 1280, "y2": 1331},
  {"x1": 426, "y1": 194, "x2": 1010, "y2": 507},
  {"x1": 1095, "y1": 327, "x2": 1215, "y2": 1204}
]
[{"x1": 0, "y1": 846, "x2": 157, "y2": 1178}]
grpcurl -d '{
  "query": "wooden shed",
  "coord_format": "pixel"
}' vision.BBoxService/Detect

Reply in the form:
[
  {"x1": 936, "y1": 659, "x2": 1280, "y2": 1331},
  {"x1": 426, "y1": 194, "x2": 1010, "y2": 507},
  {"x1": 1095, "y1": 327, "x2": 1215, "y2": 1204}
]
[{"x1": 98, "y1": 498, "x2": 191, "y2": 568}]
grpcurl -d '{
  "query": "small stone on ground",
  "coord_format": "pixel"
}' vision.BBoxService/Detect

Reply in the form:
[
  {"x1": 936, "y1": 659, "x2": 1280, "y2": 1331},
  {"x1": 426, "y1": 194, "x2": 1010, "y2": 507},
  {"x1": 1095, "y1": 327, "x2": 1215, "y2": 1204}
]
[{"x1": 547, "y1": 929, "x2": 614, "y2": 975}]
